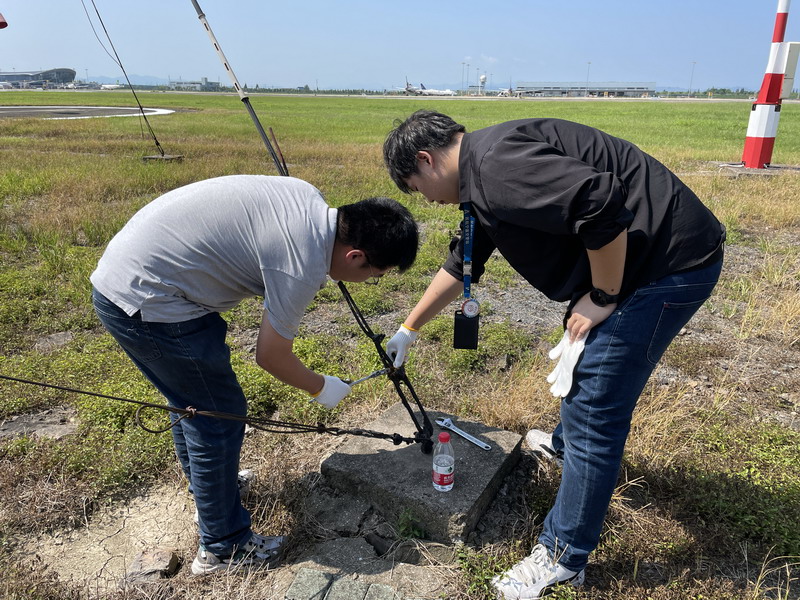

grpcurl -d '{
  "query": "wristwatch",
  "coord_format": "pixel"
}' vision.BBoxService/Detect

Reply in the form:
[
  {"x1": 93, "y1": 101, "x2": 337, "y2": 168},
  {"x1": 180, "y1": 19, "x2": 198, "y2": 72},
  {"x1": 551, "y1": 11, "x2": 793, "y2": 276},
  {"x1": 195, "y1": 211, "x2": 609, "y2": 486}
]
[{"x1": 589, "y1": 288, "x2": 620, "y2": 307}]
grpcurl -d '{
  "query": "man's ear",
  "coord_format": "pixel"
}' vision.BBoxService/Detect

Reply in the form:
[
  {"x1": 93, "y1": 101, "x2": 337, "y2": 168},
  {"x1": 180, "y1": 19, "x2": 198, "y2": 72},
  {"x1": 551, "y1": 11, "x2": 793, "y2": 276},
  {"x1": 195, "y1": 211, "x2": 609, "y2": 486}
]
[
  {"x1": 415, "y1": 150, "x2": 434, "y2": 170},
  {"x1": 343, "y1": 248, "x2": 367, "y2": 263}
]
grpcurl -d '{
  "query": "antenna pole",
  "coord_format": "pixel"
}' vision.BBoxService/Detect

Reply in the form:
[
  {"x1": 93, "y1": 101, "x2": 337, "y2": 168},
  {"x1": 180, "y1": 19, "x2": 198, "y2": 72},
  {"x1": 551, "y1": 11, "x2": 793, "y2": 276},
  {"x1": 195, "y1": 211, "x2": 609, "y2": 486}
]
[{"x1": 189, "y1": 0, "x2": 287, "y2": 176}]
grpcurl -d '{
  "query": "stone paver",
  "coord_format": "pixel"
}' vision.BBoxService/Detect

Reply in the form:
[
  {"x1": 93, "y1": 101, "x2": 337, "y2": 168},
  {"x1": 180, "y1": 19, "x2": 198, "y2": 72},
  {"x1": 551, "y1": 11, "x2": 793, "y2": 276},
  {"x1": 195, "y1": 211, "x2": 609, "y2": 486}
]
[
  {"x1": 364, "y1": 583, "x2": 402, "y2": 600},
  {"x1": 324, "y1": 576, "x2": 370, "y2": 599},
  {"x1": 284, "y1": 567, "x2": 333, "y2": 600}
]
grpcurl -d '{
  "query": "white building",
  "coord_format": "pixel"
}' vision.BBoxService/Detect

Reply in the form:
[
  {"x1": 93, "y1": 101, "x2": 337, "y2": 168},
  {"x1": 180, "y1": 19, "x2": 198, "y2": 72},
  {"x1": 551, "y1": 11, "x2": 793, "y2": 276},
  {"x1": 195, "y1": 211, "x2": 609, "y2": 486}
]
[{"x1": 514, "y1": 81, "x2": 656, "y2": 98}]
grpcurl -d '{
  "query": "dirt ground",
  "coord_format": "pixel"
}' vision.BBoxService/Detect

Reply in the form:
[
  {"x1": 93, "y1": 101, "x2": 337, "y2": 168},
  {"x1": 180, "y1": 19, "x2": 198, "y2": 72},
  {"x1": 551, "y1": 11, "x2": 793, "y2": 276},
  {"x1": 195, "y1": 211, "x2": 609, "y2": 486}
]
[{"x1": 6, "y1": 228, "x2": 800, "y2": 596}]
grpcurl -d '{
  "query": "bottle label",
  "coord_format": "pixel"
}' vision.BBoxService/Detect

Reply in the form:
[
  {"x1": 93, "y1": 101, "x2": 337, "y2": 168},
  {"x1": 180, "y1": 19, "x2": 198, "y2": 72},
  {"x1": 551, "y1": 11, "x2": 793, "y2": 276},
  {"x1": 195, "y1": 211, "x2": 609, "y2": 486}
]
[{"x1": 432, "y1": 466, "x2": 454, "y2": 487}]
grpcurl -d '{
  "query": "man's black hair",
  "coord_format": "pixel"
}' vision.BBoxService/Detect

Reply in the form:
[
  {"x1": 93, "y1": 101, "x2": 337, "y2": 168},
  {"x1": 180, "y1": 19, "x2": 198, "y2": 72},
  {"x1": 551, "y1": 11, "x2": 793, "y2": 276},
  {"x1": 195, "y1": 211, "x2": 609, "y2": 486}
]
[
  {"x1": 383, "y1": 110, "x2": 466, "y2": 194},
  {"x1": 337, "y1": 197, "x2": 418, "y2": 271}
]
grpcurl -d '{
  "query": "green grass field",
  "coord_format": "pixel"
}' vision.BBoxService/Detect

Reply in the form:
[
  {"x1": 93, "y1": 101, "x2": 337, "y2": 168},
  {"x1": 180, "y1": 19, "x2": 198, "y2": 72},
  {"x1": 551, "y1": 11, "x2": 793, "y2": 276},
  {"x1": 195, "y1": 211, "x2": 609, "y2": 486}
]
[{"x1": 1, "y1": 90, "x2": 798, "y2": 599}]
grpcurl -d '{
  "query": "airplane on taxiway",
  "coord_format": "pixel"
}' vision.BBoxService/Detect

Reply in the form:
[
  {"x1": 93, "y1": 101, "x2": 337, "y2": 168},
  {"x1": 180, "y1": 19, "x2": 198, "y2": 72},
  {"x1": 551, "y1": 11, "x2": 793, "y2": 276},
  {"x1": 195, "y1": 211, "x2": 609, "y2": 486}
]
[
  {"x1": 418, "y1": 83, "x2": 456, "y2": 96},
  {"x1": 399, "y1": 78, "x2": 456, "y2": 96}
]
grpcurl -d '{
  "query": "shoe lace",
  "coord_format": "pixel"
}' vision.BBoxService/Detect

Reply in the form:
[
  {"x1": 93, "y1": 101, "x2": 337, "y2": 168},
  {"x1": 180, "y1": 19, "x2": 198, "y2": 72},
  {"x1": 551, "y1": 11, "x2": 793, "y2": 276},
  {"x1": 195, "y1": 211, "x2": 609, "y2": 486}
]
[{"x1": 508, "y1": 545, "x2": 555, "y2": 586}]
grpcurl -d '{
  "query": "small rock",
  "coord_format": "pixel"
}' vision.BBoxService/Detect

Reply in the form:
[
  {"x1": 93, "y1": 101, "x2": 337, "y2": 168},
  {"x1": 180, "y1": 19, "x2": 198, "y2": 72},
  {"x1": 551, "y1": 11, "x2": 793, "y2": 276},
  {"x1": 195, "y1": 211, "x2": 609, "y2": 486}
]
[{"x1": 119, "y1": 548, "x2": 179, "y2": 589}]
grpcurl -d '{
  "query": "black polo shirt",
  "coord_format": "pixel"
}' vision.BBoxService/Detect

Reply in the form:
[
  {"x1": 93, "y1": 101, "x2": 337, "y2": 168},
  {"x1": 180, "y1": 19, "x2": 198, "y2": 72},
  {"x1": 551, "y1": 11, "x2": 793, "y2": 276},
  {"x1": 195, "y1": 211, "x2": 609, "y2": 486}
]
[{"x1": 442, "y1": 119, "x2": 725, "y2": 303}]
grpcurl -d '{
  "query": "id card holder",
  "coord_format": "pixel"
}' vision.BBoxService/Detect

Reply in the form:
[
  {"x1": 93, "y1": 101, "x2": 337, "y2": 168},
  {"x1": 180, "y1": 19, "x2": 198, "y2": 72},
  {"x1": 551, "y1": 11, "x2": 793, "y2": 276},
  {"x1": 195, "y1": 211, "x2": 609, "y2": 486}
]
[{"x1": 453, "y1": 310, "x2": 479, "y2": 349}]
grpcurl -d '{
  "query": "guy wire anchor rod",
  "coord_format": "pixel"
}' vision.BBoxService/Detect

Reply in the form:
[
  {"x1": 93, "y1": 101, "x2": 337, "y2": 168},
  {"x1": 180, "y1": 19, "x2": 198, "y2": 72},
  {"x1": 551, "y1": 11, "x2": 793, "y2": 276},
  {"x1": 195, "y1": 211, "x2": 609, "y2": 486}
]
[
  {"x1": 189, "y1": 0, "x2": 287, "y2": 176},
  {"x1": 188, "y1": 0, "x2": 434, "y2": 454},
  {"x1": 338, "y1": 281, "x2": 434, "y2": 454}
]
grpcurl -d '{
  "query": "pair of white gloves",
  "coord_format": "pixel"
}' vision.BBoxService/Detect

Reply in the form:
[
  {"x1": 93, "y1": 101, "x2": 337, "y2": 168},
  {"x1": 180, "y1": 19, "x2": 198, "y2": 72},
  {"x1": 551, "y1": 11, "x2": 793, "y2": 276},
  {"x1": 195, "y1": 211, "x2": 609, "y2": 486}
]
[
  {"x1": 385, "y1": 324, "x2": 583, "y2": 398},
  {"x1": 546, "y1": 330, "x2": 585, "y2": 397}
]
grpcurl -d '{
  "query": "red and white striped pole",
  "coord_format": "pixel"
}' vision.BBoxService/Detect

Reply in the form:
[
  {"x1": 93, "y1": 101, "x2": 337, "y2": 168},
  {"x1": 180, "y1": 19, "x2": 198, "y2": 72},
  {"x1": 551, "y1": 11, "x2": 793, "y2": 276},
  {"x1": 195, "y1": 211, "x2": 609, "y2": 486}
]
[{"x1": 741, "y1": 0, "x2": 791, "y2": 168}]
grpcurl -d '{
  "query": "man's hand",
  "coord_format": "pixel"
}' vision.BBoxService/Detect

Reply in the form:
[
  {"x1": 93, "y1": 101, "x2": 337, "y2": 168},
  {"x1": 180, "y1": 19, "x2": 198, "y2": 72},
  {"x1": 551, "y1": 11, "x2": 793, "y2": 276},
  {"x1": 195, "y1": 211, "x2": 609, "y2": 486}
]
[
  {"x1": 311, "y1": 375, "x2": 352, "y2": 409},
  {"x1": 566, "y1": 292, "x2": 617, "y2": 342},
  {"x1": 386, "y1": 324, "x2": 418, "y2": 368}
]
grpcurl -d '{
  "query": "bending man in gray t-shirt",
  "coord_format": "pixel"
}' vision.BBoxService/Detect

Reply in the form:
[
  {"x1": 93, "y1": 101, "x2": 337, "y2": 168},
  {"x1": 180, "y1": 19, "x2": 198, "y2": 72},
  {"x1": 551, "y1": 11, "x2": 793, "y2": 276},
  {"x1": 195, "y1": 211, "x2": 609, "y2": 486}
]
[{"x1": 91, "y1": 174, "x2": 418, "y2": 575}]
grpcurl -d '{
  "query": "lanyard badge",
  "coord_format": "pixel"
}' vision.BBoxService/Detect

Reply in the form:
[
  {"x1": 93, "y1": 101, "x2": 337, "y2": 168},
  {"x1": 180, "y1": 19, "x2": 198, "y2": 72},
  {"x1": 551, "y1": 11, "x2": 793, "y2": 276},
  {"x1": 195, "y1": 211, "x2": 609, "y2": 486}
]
[{"x1": 454, "y1": 203, "x2": 480, "y2": 349}]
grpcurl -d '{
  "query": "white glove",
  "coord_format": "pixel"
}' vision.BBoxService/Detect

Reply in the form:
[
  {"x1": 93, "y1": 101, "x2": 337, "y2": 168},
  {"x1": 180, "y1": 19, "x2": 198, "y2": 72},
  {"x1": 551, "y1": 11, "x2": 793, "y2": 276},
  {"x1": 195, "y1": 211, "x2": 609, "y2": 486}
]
[
  {"x1": 386, "y1": 324, "x2": 418, "y2": 368},
  {"x1": 311, "y1": 375, "x2": 351, "y2": 409},
  {"x1": 546, "y1": 331, "x2": 586, "y2": 397}
]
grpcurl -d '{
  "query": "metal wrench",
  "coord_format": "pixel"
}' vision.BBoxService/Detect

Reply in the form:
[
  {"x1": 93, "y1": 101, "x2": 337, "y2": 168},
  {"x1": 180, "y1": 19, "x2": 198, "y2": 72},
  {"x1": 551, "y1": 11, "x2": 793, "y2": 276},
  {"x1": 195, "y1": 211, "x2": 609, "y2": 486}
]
[
  {"x1": 346, "y1": 368, "x2": 390, "y2": 386},
  {"x1": 435, "y1": 417, "x2": 491, "y2": 451}
]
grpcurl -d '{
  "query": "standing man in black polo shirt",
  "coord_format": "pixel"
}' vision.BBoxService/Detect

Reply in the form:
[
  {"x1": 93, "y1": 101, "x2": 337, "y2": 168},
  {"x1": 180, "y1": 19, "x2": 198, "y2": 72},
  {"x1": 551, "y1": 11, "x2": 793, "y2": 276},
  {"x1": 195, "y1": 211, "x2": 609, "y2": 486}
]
[{"x1": 382, "y1": 110, "x2": 724, "y2": 599}]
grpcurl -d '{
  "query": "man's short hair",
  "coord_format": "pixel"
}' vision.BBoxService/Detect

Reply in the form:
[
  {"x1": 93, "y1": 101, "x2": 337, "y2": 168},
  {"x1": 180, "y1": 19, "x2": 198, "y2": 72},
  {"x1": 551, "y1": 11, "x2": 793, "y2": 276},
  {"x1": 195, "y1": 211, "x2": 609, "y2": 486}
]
[
  {"x1": 337, "y1": 197, "x2": 418, "y2": 271},
  {"x1": 383, "y1": 110, "x2": 466, "y2": 194}
]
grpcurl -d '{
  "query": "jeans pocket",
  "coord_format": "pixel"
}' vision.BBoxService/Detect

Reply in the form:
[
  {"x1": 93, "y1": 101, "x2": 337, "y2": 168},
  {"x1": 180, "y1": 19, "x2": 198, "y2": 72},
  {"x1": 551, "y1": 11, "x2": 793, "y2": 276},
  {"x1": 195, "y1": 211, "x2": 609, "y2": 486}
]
[
  {"x1": 646, "y1": 298, "x2": 708, "y2": 365},
  {"x1": 122, "y1": 322, "x2": 162, "y2": 363},
  {"x1": 101, "y1": 317, "x2": 163, "y2": 364}
]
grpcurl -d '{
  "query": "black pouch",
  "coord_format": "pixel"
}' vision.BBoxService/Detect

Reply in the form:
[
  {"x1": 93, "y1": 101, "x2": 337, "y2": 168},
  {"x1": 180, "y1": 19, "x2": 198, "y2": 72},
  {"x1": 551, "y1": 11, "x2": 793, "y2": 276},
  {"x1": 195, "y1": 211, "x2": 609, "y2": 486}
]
[{"x1": 453, "y1": 310, "x2": 479, "y2": 349}]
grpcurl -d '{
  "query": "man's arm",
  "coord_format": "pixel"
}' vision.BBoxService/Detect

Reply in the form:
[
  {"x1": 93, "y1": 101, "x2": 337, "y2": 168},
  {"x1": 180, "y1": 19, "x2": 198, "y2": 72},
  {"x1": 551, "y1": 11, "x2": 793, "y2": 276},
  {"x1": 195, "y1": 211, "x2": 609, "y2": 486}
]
[
  {"x1": 404, "y1": 268, "x2": 464, "y2": 330},
  {"x1": 566, "y1": 229, "x2": 627, "y2": 341},
  {"x1": 386, "y1": 268, "x2": 463, "y2": 367},
  {"x1": 255, "y1": 311, "x2": 325, "y2": 395}
]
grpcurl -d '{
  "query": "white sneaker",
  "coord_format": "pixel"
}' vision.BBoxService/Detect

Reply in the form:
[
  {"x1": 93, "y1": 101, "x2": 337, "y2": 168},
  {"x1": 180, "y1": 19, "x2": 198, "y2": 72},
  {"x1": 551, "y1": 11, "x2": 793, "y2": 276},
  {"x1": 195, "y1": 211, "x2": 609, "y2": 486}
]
[
  {"x1": 491, "y1": 544, "x2": 585, "y2": 599},
  {"x1": 525, "y1": 429, "x2": 563, "y2": 467},
  {"x1": 191, "y1": 531, "x2": 286, "y2": 576},
  {"x1": 193, "y1": 469, "x2": 255, "y2": 525}
]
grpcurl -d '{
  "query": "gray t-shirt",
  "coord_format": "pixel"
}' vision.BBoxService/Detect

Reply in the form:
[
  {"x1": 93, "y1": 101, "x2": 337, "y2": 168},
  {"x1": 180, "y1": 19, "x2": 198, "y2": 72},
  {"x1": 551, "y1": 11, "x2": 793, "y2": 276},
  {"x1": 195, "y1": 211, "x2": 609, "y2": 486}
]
[{"x1": 90, "y1": 175, "x2": 337, "y2": 339}]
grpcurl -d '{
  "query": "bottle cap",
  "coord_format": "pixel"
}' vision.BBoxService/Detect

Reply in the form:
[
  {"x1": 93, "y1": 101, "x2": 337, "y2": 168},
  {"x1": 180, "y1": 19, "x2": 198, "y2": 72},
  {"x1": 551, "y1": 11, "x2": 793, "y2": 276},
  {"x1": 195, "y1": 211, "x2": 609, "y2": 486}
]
[{"x1": 438, "y1": 432, "x2": 450, "y2": 443}]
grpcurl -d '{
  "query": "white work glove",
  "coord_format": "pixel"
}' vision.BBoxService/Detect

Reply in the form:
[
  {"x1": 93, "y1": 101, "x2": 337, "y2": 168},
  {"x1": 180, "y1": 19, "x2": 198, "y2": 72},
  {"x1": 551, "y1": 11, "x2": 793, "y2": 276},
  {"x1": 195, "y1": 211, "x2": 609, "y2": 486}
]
[
  {"x1": 311, "y1": 375, "x2": 352, "y2": 409},
  {"x1": 546, "y1": 331, "x2": 586, "y2": 397},
  {"x1": 386, "y1": 324, "x2": 418, "y2": 368}
]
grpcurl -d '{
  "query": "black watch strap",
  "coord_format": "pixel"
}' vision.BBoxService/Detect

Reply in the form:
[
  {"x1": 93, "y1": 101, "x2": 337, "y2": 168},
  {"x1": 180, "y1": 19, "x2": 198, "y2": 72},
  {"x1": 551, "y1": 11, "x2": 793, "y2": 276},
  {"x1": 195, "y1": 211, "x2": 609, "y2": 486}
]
[{"x1": 589, "y1": 288, "x2": 619, "y2": 307}]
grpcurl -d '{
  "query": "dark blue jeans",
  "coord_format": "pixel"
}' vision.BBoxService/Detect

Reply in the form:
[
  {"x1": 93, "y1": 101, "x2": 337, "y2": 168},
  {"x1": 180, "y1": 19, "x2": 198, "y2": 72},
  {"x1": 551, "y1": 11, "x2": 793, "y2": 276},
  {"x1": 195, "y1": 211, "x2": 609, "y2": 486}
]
[
  {"x1": 539, "y1": 259, "x2": 723, "y2": 571},
  {"x1": 92, "y1": 289, "x2": 251, "y2": 555}
]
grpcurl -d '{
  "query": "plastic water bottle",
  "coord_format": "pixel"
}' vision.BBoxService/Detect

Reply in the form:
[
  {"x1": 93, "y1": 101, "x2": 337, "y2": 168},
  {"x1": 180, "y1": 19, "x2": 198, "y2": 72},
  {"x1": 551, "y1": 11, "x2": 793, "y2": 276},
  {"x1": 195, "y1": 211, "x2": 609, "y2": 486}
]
[{"x1": 432, "y1": 432, "x2": 455, "y2": 492}]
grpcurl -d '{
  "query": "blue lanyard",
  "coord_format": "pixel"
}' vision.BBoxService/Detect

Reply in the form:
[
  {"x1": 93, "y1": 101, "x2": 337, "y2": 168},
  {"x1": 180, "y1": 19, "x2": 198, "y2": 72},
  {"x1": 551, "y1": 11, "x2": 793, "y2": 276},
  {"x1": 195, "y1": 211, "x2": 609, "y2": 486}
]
[{"x1": 462, "y1": 203, "x2": 474, "y2": 299}]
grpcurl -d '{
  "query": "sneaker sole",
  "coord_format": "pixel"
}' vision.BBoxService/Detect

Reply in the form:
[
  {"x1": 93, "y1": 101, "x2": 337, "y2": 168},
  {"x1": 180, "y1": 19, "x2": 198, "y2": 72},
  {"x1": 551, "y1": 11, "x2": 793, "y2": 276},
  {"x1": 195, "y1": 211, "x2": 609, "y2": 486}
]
[
  {"x1": 529, "y1": 570, "x2": 585, "y2": 598},
  {"x1": 491, "y1": 568, "x2": 585, "y2": 599},
  {"x1": 191, "y1": 554, "x2": 281, "y2": 576}
]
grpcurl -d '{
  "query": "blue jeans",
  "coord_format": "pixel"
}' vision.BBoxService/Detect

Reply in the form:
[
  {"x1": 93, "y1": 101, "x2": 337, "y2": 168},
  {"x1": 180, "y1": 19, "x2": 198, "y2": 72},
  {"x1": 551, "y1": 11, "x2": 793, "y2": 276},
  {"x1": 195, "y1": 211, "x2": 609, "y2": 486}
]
[
  {"x1": 92, "y1": 289, "x2": 251, "y2": 555},
  {"x1": 539, "y1": 259, "x2": 723, "y2": 572}
]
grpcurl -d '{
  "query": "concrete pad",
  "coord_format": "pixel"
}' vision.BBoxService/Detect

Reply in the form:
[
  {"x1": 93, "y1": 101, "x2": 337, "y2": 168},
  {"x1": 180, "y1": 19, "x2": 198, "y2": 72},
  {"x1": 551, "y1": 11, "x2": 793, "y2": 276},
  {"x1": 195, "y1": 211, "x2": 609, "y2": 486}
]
[{"x1": 321, "y1": 403, "x2": 522, "y2": 543}]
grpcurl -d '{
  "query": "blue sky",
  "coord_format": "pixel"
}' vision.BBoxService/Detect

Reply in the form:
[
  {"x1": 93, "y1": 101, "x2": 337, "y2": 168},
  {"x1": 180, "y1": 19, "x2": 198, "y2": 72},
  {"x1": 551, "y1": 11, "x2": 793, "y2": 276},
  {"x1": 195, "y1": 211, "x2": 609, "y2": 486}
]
[{"x1": 0, "y1": 1, "x2": 796, "y2": 91}]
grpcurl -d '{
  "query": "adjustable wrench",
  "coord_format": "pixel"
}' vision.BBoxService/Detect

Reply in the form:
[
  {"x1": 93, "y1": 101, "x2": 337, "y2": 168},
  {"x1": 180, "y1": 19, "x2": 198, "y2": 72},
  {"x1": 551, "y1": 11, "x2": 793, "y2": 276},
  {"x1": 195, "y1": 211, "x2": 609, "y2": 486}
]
[
  {"x1": 435, "y1": 417, "x2": 491, "y2": 451},
  {"x1": 346, "y1": 368, "x2": 390, "y2": 386}
]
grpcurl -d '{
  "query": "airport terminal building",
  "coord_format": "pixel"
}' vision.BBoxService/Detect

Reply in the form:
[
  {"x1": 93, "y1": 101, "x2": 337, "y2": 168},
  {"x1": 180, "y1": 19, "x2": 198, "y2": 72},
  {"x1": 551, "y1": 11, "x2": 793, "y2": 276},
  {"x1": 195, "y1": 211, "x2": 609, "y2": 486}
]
[
  {"x1": 0, "y1": 68, "x2": 76, "y2": 88},
  {"x1": 515, "y1": 81, "x2": 656, "y2": 98}
]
